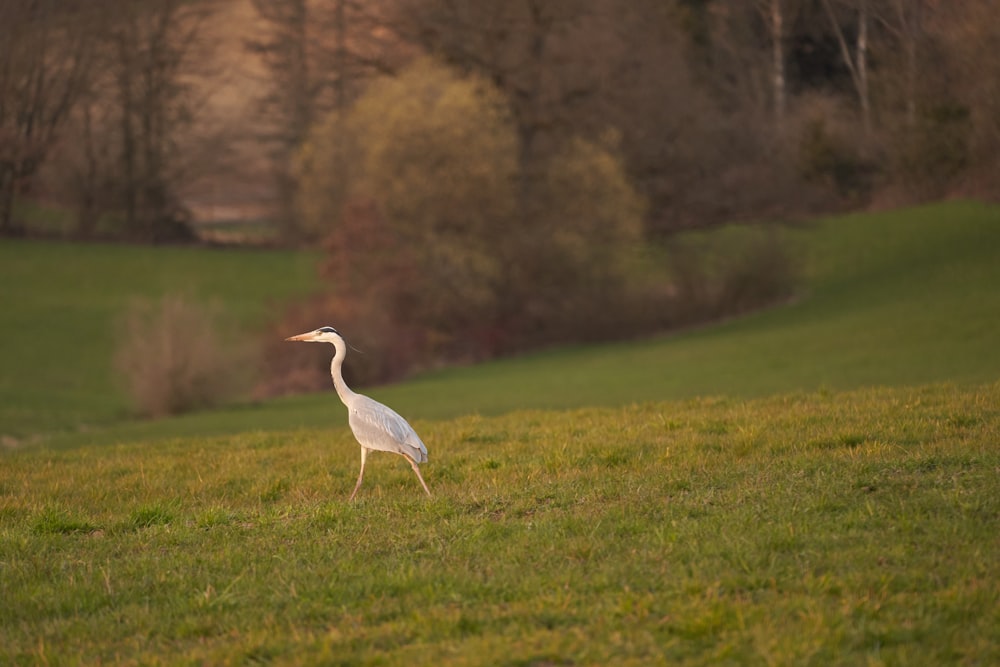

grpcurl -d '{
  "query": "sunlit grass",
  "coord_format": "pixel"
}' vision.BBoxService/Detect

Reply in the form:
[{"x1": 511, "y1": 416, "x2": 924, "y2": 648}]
[{"x1": 1, "y1": 383, "x2": 997, "y2": 664}]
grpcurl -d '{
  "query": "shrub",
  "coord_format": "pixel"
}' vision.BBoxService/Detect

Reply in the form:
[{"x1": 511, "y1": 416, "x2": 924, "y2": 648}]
[
  {"x1": 292, "y1": 57, "x2": 645, "y2": 374},
  {"x1": 114, "y1": 294, "x2": 251, "y2": 417},
  {"x1": 892, "y1": 103, "x2": 971, "y2": 196},
  {"x1": 257, "y1": 290, "x2": 422, "y2": 395},
  {"x1": 258, "y1": 60, "x2": 809, "y2": 398},
  {"x1": 298, "y1": 58, "x2": 516, "y2": 350},
  {"x1": 662, "y1": 225, "x2": 801, "y2": 325},
  {"x1": 799, "y1": 119, "x2": 861, "y2": 196},
  {"x1": 522, "y1": 133, "x2": 646, "y2": 344}
]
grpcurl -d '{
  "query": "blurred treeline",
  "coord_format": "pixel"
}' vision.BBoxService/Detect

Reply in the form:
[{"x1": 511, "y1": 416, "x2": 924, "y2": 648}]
[{"x1": 3, "y1": 0, "x2": 999, "y2": 394}]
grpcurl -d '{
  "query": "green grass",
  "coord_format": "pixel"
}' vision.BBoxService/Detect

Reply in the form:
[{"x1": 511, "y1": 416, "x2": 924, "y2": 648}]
[
  {"x1": 10, "y1": 198, "x2": 81, "y2": 235},
  {"x1": 0, "y1": 240, "x2": 319, "y2": 440},
  {"x1": 1, "y1": 383, "x2": 997, "y2": 664},
  {"x1": 2, "y1": 200, "x2": 998, "y2": 447},
  {"x1": 372, "y1": 199, "x2": 1000, "y2": 412},
  {"x1": 2, "y1": 201, "x2": 998, "y2": 663}
]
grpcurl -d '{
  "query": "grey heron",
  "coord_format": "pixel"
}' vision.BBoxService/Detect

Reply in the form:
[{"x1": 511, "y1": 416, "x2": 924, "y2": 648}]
[{"x1": 285, "y1": 326, "x2": 431, "y2": 501}]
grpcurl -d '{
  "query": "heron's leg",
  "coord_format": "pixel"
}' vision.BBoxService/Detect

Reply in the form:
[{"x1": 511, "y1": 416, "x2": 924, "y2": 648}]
[
  {"x1": 407, "y1": 458, "x2": 432, "y2": 497},
  {"x1": 348, "y1": 447, "x2": 368, "y2": 501}
]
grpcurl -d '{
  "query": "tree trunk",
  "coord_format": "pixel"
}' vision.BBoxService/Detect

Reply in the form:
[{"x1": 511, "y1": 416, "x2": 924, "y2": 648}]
[
  {"x1": 888, "y1": 0, "x2": 921, "y2": 131},
  {"x1": 330, "y1": 0, "x2": 348, "y2": 231},
  {"x1": 333, "y1": 0, "x2": 346, "y2": 115},
  {"x1": 515, "y1": 0, "x2": 550, "y2": 209},
  {"x1": 75, "y1": 101, "x2": 99, "y2": 238},
  {"x1": 249, "y1": 0, "x2": 315, "y2": 241},
  {"x1": 822, "y1": 0, "x2": 872, "y2": 137},
  {"x1": 857, "y1": 0, "x2": 871, "y2": 137},
  {"x1": 771, "y1": 0, "x2": 786, "y2": 130},
  {"x1": 118, "y1": 29, "x2": 138, "y2": 237},
  {"x1": 0, "y1": 170, "x2": 15, "y2": 235},
  {"x1": 0, "y1": 1, "x2": 97, "y2": 235}
]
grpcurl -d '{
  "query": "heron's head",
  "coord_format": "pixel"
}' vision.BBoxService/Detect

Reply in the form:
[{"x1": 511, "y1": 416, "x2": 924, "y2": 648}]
[{"x1": 285, "y1": 326, "x2": 344, "y2": 344}]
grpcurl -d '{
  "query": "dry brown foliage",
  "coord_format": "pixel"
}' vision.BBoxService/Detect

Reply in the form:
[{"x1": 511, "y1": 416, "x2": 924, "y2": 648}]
[
  {"x1": 114, "y1": 294, "x2": 251, "y2": 417},
  {"x1": 257, "y1": 280, "x2": 439, "y2": 399}
]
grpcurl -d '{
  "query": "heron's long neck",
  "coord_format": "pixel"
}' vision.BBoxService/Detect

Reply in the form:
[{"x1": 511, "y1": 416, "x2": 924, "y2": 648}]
[{"x1": 330, "y1": 340, "x2": 358, "y2": 404}]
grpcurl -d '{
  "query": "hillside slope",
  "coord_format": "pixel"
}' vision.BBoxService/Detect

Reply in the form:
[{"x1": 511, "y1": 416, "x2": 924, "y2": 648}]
[
  {"x1": 286, "y1": 199, "x2": 1000, "y2": 424},
  {"x1": 0, "y1": 242, "x2": 318, "y2": 441},
  {"x1": 2, "y1": 200, "x2": 998, "y2": 447}
]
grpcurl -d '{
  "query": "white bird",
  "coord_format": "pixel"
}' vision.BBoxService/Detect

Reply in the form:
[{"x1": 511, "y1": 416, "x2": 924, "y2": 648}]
[{"x1": 285, "y1": 326, "x2": 431, "y2": 501}]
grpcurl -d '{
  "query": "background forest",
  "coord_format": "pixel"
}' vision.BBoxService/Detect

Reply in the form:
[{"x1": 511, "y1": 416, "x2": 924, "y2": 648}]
[{"x1": 3, "y1": 0, "x2": 998, "y2": 405}]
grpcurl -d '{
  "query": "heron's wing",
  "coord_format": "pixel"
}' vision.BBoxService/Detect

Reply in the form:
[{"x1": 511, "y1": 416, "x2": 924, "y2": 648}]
[{"x1": 347, "y1": 395, "x2": 428, "y2": 463}]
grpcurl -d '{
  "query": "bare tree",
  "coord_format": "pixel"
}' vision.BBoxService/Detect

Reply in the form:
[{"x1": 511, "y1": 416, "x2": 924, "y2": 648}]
[
  {"x1": 763, "y1": 0, "x2": 788, "y2": 130},
  {"x1": 64, "y1": 95, "x2": 118, "y2": 237},
  {"x1": 106, "y1": 0, "x2": 214, "y2": 242},
  {"x1": 874, "y1": 0, "x2": 931, "y2": 132},
  {"x1": 247, "y1": 1, "x2": 315, "y2": 154},
  {"x1": 821, "y1": 0, "x2": 872, "y2": 136},
  {"x1": 934, "y1": 0, "x2": 1000, "y2": 176},
  {"x1": 698, "y1": 1, "x2": 793, "y2": 132},
  {"x1": 0, "y1": 1, "x2": 98, "y2": 234},
  {"x1": 398, "y1": 0, "x2": 601, "y2": 203},
  {"x1": 246, "y1": 0, "x2": 314, "y2": 240},
  {"x1": 401, "y1": 0, "x2": 824, "y2": 232},
  {"x1": 247, "y1": 0, "x2": 405, "y2": 240}
]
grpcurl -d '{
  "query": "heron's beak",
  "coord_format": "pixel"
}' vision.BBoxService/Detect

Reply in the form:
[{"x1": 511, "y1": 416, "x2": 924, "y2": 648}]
[{"x1": 285, "y1": 332, "x2": 317, "y2": 342}]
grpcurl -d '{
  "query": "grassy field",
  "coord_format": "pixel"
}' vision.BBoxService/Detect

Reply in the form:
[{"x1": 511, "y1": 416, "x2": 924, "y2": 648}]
[
  {"x1": 1, "y1": 382, "x2": 997, "y2": 664},
  {"x1": 8, "y1": 199, "x2": 995, "y2": 449},
  {"x1": 0, "y1": 200, "x2": 998, "y2": 663},
  {"x1": 0, "y1": 240, "x2": 319, "y2": 441}
]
